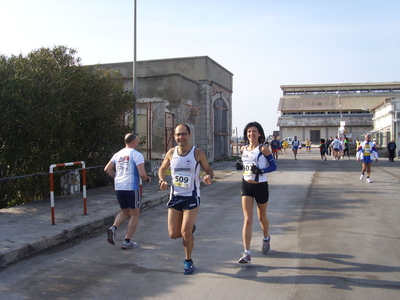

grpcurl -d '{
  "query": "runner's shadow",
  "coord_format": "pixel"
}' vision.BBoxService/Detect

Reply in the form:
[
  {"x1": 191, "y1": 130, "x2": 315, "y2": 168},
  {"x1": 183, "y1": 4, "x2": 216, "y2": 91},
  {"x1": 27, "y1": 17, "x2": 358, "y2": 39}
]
[{"x1": 207, "y1": 251, "x2": 400, "y2": 290}]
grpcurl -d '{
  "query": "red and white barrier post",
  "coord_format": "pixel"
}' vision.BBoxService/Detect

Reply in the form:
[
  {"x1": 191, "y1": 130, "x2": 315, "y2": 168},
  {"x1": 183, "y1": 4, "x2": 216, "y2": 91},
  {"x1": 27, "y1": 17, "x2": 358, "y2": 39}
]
[{"x1": 49, "y1": 161, "x2": 87, "y2": 225}]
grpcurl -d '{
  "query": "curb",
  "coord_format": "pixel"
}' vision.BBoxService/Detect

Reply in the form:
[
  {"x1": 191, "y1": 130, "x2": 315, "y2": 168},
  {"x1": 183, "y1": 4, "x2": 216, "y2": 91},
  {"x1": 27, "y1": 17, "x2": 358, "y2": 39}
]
[{"x1": 0, "y1": 193, "x2": 170, "y2": 267}]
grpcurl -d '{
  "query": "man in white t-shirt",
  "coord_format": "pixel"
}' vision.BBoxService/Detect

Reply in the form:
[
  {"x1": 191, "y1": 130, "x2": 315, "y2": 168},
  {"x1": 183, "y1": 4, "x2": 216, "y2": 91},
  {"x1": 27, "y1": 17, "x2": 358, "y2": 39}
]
[
  {"x1": 104, "y1": 133, "x2": 151, "y2": 249},
  {"x1": 331, "y1": 137, "x2": 341, "y2": 160}
]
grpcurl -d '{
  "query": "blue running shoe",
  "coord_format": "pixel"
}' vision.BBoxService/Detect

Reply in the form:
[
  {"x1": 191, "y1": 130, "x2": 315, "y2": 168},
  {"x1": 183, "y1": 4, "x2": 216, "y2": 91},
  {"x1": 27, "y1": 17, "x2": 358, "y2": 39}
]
[{"x1": 183, "y1": 260, "x2": 195, "y2": 275}]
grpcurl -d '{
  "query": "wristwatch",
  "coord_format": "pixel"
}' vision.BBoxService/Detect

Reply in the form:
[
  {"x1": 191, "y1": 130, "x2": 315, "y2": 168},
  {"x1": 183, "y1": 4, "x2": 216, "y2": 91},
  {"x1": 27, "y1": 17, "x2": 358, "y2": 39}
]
[
  {"x1": 159, "y1": 180, "x2": 165, "y2": 186},
  {"x1": 146, "y1": 177, "x2": 150, "y2": 182}
]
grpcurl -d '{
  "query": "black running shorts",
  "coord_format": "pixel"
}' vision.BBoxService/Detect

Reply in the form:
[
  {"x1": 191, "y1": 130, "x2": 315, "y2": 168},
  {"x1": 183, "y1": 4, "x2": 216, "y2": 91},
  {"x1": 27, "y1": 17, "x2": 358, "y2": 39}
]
[{"x1": 241, "y1": 180, "x2": 269, "y2": 204}]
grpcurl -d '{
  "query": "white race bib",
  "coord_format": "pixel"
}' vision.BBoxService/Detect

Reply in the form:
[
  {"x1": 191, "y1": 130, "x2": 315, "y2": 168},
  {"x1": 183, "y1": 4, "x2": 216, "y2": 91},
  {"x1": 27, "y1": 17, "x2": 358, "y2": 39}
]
[
  {"x1": 173, "y1": 172, "x2": 192, "y2": 188},
  {"x1": 243, "y1": 163, "x2": 253, "y2": 176}
]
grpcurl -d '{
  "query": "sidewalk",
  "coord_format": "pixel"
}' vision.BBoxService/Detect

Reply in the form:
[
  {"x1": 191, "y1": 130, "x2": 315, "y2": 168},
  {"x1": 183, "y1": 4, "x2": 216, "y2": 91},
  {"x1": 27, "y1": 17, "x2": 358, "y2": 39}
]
[{"x1": 0, "y1": 161, "x2": 236, "y2": 267}]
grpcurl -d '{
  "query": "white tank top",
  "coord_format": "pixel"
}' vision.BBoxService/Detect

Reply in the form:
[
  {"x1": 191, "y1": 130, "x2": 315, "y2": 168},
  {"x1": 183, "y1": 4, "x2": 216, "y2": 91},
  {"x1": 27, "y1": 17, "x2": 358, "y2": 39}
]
[
  {"x1": 170, "y1": 146, "x2": 201, "y2": 197},
  {"x1": 242, "y1": 145, "x2": 268, "y2": 182}
]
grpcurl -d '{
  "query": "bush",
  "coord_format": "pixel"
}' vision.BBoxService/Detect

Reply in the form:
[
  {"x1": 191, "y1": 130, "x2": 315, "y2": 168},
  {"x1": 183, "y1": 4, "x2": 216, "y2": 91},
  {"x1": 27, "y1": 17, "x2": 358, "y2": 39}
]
[{"x1": 0, "y1": 46, "x2": 134, "y2": 208}]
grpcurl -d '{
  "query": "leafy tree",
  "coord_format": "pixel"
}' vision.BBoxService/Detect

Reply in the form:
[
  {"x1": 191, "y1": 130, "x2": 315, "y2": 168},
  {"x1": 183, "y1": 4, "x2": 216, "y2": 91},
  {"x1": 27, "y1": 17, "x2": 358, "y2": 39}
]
[{"x1": 0, "y1": 46, "x2": 134, "y2": 208}]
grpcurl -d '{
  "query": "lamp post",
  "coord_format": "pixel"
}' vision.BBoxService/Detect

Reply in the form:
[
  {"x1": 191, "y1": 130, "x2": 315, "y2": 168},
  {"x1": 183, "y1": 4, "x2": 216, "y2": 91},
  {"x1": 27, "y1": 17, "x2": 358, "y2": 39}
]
[
  {"x1": 337, "y1": 89, "x2": 345, "y2": 139},
  {"x1": 133, "y1": 0, "x2": 137, "y2": 133}
]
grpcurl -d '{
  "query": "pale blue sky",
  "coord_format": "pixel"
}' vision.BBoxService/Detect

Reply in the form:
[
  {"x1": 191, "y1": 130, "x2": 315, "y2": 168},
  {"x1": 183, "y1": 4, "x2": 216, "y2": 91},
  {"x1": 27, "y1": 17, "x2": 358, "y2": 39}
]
[{"x1": 1, "y1": 0, "x2": 399, "y2": 135}]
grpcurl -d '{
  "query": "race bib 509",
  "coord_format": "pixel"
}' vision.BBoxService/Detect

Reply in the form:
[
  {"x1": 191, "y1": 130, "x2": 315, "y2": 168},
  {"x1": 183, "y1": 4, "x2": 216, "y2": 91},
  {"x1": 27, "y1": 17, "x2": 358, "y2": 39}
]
[{"x1": 173, "y1": 173, "x2": 192, "y2": 188}]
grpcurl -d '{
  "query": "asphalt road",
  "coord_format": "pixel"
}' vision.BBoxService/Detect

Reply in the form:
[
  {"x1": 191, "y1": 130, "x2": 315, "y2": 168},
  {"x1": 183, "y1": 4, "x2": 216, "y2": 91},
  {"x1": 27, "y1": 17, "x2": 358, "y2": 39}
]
[{"x1": 1, "y1": 151, "x2": 399, "y2": 300}]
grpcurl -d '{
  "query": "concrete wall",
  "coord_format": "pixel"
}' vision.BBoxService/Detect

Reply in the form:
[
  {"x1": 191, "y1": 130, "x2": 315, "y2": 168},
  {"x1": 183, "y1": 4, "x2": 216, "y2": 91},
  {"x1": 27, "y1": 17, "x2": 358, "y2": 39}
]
[{"x1": 138, "y1": 56, "x2": 233, "y2": 91}]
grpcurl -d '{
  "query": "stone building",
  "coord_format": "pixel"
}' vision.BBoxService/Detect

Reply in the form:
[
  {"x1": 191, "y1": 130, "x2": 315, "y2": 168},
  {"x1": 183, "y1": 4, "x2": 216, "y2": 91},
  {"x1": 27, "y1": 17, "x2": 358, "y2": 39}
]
[
  {"x1": 277, "y1": 82, "x2": 400, "y2": 146},
  {"x1": 96, "y1": 56, "x2": 233, "y2": 161}
]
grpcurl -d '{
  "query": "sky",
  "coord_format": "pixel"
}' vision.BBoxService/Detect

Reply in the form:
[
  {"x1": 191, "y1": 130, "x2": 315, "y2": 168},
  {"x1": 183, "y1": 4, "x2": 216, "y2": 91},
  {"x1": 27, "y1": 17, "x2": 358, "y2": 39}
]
[{"x1": 1, "y1": 0, "x2": 399, "y2": 136}]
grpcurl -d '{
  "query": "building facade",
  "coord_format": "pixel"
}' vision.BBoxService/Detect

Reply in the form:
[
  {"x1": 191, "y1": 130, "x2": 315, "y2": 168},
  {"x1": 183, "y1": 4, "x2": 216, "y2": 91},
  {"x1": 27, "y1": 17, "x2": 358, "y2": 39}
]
[
  {"x1": 277, "y1": 82, "x2": 400, "y2": 147},
  {"x1": 97, "y1": 56, "x2": 233, "y2": 161},
  {"x1": 370, "y1": 97, "x2": 400, "y2": 155}
]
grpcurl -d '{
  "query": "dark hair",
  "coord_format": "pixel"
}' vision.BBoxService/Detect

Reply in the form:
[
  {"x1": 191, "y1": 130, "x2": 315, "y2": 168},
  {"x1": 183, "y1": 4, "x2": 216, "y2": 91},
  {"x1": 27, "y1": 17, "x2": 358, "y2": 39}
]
[
  {"x1": 124, "y1": 133, "x2": 137, "y2": 144},
  {"x1": 243, "y1": 121, "x2": 265, "y2": 144},
  {"x1": 175, "y1": 123, "x2": 190, "y2": 134}
]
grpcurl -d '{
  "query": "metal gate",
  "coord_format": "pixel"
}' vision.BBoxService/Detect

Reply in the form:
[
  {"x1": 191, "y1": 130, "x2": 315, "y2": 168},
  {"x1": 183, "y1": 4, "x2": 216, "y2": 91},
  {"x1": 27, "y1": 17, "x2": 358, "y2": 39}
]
[
  {"x1": 165, "y1": 112, "x2": 174, "y2": 153},
  {"x1": 214, "y1": 99, "x2": 229, "y2": 159}
]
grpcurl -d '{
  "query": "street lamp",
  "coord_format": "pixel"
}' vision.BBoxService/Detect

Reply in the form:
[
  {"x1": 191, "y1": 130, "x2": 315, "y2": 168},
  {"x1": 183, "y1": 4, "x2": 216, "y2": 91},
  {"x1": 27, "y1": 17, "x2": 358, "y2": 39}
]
[
  {"x1": 337, "y1": 89, "x2": 345, "y2": 139},
  {"x1": 133, "y1": 0, "x2": 137, "y2": 133}
]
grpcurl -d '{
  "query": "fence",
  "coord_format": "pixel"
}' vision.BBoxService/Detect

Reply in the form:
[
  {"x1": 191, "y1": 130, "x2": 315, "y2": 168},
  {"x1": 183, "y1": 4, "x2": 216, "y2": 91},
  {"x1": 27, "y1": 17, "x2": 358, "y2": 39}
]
[{"x1": 0, "y1": 165, "x2": 107, "y2": 209}]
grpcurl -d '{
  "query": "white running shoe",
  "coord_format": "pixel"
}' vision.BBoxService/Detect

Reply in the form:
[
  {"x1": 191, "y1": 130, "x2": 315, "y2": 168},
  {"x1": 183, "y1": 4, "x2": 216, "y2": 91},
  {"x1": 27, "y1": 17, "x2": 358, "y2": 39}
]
[
  {"x1": 359, "y1": 174, "x2": 364, "y2": 181},
  {"x1": 107, "y1": 227, "x2": 116, "y2": 245},
  {"x1": 121, "y1": 240, "x2": 138, "y2": 249},
  {"x1": 262, "y1": 237, "x2": 271, "y2": 254},
  {"x1": 366, "y1": 178, "x2": 371, "y2": 183},
  {"x1": 239, "y1": 252, "x2": 251, "y2": 264}
]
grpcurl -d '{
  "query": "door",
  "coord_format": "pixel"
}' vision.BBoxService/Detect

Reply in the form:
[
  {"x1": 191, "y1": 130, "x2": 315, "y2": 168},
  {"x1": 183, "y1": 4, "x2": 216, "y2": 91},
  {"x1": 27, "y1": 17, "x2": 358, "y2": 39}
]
[
  {"x1": 214, "y1": 99, "x2": 229, "y2": 159},
  {"x1": 310, "y1": 130, "x2": 320, "y2": 144},
  {"x1": 165, "y1": 112, "x2": 174, "y2": 154}
]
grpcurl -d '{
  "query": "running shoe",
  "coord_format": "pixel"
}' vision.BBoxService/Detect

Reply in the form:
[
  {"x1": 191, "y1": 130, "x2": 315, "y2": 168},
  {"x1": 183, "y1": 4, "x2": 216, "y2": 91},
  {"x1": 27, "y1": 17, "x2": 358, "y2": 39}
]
[
  {"x1": 238, "y1": 252, "x2": 251, "y2": 264},
  {"x1": 359, "y1": 174, "x2": 364, "y2": 181},
  {"x1": 324, "y1": 157, "x2": 327, "y2": 161},
  {"x1": 121, "y1": 240, "x2": 138, "y2": 249},
  {"x1": 107, "y1": 226, "x2": 116, "y2": 245},
  {"x1": 366, "y1": 178, "x2": 371, "y2": 183},
  {"x1": 183, "y1": 260, "x2": 195, "y2": 275},
  {"x1": 262, "y1": 237, "x2": 271, "y2": 254}
]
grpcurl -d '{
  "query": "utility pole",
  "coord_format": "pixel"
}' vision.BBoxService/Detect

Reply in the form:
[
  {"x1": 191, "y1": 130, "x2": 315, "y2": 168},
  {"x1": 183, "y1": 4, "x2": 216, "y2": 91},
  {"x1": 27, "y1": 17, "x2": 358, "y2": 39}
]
[
  {"x1": 133, "y1": 0, "x2": 137, "y2": 133},
  {"x1": 338, "y1": 88, "x2": 345, "y2": 139}
]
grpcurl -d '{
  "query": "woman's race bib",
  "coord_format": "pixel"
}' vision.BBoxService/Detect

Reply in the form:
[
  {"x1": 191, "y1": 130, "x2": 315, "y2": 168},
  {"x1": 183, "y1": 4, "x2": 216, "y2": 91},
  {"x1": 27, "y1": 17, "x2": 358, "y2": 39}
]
[{"x1": 243, "y1": 163, "x2": 253, "y2": 176}]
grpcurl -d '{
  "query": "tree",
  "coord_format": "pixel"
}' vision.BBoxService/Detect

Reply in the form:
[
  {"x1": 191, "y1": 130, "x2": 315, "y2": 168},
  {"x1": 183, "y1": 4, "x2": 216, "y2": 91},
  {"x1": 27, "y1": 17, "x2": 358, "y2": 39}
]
[{"x1": 0, "y1": 46, "x2": 134, "y2": 208}]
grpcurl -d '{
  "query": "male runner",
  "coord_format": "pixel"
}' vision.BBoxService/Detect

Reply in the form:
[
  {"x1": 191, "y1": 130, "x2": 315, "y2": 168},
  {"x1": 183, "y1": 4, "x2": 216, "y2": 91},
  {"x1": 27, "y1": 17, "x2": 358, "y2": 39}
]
[
  {"x1": 104, "y1": 133, "x2": 151, "y2": 249},
  {"x1": 270, "y1": 136, "x2": 280, "y2": 161},
  {"x1": 356, "y1": 134, "x2": 378, "y2": 183},
  {"x1": 292, "y1": 136, "x2": 299, "y2": 160},
  {"x1": 158, "y1": 124, "x2": 214, "y2": 275}
]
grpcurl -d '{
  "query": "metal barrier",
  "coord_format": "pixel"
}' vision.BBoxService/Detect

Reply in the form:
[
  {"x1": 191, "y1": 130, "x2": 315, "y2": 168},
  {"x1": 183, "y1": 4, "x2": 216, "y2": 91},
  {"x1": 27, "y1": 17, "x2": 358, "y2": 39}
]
[{"x1": 49, "y1": 161, "x2": 87, "y2": 225}]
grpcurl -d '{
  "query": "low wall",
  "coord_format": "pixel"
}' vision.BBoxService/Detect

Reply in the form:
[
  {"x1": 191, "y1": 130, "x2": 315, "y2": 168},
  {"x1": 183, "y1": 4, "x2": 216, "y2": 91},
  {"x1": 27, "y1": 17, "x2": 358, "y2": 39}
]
[{"x1": 145, "y1": 160, "x2": 162, "y2": 177}]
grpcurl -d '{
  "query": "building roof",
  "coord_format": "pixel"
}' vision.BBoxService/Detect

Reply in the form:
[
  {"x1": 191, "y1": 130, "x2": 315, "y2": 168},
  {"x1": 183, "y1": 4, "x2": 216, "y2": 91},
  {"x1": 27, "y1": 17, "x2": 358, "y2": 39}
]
[
  {"x1": 280, "y1": 82, "x2": 400, "y2": 91},
  {"x1": 278, "y1": 95, "x2": 390, "y2": 112}
]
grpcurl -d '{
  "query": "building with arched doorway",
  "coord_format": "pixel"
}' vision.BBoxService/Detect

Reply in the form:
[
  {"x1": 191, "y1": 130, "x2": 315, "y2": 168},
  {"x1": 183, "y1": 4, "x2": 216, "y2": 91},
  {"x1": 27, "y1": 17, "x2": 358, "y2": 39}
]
[{"x1": 96, "y1": 56, "x2": 233, "y2": 161}]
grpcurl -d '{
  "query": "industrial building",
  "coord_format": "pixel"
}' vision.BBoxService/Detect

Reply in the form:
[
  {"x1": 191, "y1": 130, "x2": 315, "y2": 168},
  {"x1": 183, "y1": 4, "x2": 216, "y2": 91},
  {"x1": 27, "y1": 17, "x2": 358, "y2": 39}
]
[{"x1": 277, "y1": 82, "x2": 400, "y2": 153}]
